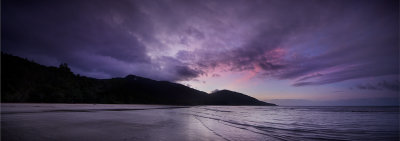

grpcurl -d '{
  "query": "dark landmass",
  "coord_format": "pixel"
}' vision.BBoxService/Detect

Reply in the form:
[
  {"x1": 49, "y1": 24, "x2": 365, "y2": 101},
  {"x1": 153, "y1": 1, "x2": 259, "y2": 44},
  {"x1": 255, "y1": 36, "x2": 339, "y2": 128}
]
[
  {"x1": 1, "y1": 53, "x2": 276, "y2": 106},
  {"x1": 208, "y1": 90, "x2": 271, "y2": 105}
]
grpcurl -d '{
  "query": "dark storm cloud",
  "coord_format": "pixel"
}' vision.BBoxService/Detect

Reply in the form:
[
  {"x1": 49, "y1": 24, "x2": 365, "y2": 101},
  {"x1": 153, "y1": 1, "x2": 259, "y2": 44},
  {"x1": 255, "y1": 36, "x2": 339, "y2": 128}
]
[
  {"x1": 3, "y1": 0, "x2": 153, "y2": 62},
  {"x1": 2, "y1": 0, "x2": 398, "y2": 85},
  {"x1": 152, "y1": 56, "x2": 204, "y2": 81},
  {"x1": 3, "y1": 0, "x2": 150, "y2": 74},
  {"x1": 175, "y1": 66, "x2": 203, "y2": 80},
  {"x1": 357, "y1": 80, "x2": 399, "y2": 92},
  {"x1": 1, "y1": 0, "x2": 200, "y2": 81}
]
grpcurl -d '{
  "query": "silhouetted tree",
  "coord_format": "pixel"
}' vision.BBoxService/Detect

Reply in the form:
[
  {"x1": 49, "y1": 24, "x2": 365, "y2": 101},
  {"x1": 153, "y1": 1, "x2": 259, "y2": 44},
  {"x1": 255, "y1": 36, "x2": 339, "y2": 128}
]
[{"x1": 59, "y1": 63, "x2": 71, "y2": 72}]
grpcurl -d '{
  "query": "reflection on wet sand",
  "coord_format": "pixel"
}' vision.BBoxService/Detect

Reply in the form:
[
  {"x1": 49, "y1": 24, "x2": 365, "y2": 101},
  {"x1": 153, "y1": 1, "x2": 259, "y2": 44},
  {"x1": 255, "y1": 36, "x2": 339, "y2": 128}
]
[{"x1": 2, "y1": 104, "x2": 399, "y2": 141}]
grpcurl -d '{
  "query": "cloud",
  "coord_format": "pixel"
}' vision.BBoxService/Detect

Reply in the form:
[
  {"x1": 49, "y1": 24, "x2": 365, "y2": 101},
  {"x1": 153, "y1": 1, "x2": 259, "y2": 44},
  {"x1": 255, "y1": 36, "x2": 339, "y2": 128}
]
[
  {"x1": 181, "y1": 0, "x2": 399, "y2": 86},
  {"x1": 2, "y1": 0, "x2": 398, "y2": 85},
  {"x1": 357, "y1": 80, "x2": 399, "y2": 92},
  {"x1": 175, "y1": 66, "x2": 203, "y2": 80},
  {"x1": 1, "y1": 0, "x2": 199, "y2": 81}
]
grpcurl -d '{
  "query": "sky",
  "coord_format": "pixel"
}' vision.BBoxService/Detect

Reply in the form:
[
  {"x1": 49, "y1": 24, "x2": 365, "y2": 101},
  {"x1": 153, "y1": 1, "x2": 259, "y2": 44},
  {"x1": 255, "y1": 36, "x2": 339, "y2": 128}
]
[{"x1": 2, "y1": 0, "x2": 399, "y2": 106}]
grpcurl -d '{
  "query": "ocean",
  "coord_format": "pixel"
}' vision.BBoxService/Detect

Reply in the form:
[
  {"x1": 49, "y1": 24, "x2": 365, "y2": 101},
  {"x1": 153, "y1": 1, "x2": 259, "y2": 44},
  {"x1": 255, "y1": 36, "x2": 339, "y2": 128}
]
[
  {"x1": 187, "y1": 106, "x2": 399, "y2": 141},
  {"x1": 2, "y1": 104, "x2": 399, "y2": 141}
]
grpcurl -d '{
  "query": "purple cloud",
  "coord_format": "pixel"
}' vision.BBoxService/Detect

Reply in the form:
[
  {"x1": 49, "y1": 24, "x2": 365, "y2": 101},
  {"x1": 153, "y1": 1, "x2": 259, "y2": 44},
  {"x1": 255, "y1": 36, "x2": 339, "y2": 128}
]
[{"x1": 2, "y1": 0, "x2": 398, "y2": 86}]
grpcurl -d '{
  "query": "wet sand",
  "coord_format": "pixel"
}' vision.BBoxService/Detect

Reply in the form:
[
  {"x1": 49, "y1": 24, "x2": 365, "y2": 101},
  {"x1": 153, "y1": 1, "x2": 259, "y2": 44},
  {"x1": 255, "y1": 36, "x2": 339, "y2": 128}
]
[{"x1": 1, "y1": 103, "x2": 226, "y2": 141}]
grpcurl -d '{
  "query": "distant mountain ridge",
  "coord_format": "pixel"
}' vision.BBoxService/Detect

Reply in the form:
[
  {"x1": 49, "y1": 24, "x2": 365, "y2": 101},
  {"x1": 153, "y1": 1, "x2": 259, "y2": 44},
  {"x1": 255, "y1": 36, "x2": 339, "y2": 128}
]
[{"x1": 1, "y1": 53, "x2": 276, "y2": 106}]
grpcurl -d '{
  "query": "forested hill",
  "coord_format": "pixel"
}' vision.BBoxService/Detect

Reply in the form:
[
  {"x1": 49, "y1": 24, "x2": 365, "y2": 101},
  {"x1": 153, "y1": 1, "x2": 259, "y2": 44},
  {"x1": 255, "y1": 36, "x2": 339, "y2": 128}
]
[{"x1": 1, "y1": 53, "x2": 276, "y2": 106}]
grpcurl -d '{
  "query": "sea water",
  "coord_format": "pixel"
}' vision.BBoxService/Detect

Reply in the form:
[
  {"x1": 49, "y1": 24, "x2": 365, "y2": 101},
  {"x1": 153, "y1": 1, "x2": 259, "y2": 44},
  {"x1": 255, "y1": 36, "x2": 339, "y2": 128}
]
[{"x1": 186, "y1": 106, "x2": 399, "y2": 141}]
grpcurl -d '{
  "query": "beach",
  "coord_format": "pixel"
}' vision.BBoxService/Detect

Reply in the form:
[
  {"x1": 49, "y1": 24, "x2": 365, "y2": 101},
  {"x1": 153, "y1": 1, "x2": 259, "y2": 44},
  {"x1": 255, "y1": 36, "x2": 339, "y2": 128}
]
[{"x1": 2, "y1": 104, "x2": 399, "y2": 141}]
